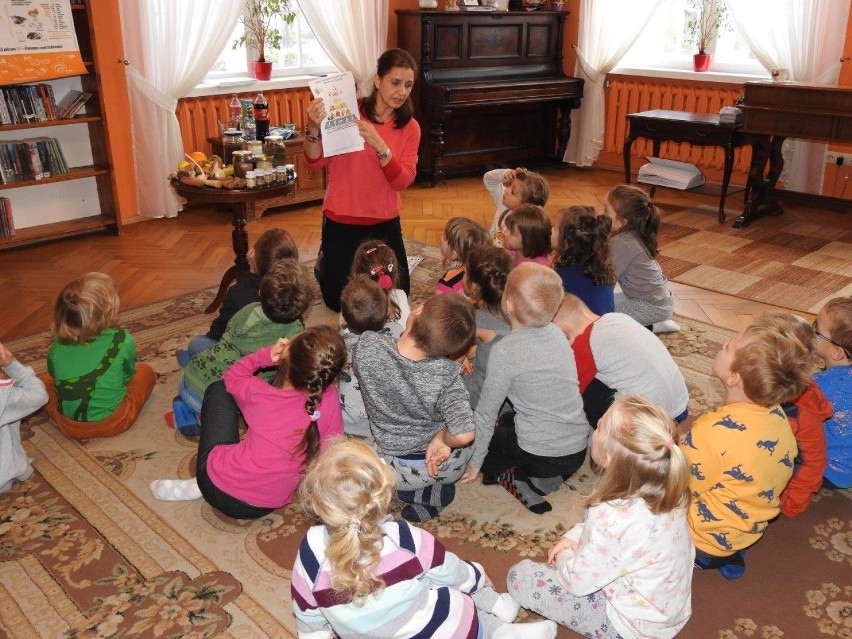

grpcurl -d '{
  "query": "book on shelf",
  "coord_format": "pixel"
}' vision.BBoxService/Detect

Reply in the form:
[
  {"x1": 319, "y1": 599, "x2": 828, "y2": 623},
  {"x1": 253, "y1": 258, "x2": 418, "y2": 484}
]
[
  {"x1": 0, "y1": 197, "x2": 14, "y2": 238},
  {"x1": 57, "y1": 90, "x2": 93, "y2": 119},
  {"x1": 0, "y1": 84, "x2": 59, "y2": 125},
  {"x1": 0, "y1": 137, "x2": 69, "y2": 184},
  {"x1": 637, "y1": 156, "x2": 706, "y2": 190}
]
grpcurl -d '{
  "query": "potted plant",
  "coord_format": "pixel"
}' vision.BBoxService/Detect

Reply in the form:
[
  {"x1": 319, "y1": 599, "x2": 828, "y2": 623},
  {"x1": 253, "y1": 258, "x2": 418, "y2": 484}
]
[
  {"x1": 233, "y1": 0, "x2": 296, "y2": 81},
  {"x1": 685, "y1": 0, "x2": 728, "y2": 72}
]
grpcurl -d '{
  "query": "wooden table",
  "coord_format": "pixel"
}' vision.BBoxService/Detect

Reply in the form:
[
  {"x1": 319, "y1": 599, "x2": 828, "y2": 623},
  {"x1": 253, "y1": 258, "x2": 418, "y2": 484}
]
[
  {"x1": 623, "y1": 109, "x2": 749, "y2": 223},
  {"x1": 171, "y1": 179, "x2": 295, "y2": 313}
]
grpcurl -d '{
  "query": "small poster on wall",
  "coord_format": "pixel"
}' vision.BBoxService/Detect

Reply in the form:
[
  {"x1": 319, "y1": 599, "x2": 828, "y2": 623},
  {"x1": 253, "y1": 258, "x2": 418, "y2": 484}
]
[
  {"x1": 0, "y1": 0, "x2": 86, "y2": 85},
  {"x1": 308, "y1": 71, "x2": 363, "y2": 157}
]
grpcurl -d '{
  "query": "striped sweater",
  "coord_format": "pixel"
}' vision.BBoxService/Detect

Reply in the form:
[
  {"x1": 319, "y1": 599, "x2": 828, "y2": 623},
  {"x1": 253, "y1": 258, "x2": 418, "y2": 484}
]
[{"x1": 291, "y1": 519, "x2": 487, "y2": 638}]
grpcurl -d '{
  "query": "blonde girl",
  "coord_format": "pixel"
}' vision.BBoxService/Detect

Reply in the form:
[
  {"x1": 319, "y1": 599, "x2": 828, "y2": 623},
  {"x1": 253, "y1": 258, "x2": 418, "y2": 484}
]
[
  {"x1": 349, "y1": 239, "x2": 411, "y2": 333},
  {"x1": 151, "y1": 325, "x2": 346, "y2": 520},
  {"x1": 500, "y1": 204, "x2": 552, "y2": 267},
  {"x1": 552, "y1": 205, "x2": 616, "y2": 316},
  {"x1": 602, "y1": 185, "x2": 676, "y2": 330},
  {"x1": 437, "y1": 216, "x2": 490, "y2": 294},
  {"x1": 42, "y1": 272, "x2": 154, "y2": 440},
  {"x1": 292, "y1": 438, "x2": 557, "y2": 639},
  {"x1": 507, "y1": 395, "x2": 694, "y2": 639},
  {"x1": 484, "y1": 166, "x2": 550, "y2": 244}
]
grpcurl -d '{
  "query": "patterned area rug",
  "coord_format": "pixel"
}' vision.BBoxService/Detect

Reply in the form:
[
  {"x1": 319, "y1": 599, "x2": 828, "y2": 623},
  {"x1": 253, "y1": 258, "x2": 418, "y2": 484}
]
[
  {"x1": 2, "y1": 239, "x2": 849, "y2": 639},
  {"x1": 659, "y1": 205, "x2": 852, "y2": 314}
]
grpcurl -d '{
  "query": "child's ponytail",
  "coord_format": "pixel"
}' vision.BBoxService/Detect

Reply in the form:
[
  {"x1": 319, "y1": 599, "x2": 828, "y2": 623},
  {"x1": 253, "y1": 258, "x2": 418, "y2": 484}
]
[
  {"x1": 606, "y1": 185, "x2": 661, "y2": 258},
  {"x1": 588, "y1": 395, "x2": 690, "y2": 514},
  {"x1": 284, "y1": 326, "x2": 347, "y2": 467},
  {"x1": 299, "y1": 439, "x2": 397, "y2": 605}
]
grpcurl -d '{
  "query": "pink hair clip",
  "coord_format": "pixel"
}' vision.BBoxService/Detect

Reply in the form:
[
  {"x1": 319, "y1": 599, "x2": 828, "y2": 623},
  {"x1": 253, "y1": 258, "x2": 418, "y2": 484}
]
[
  {"x1": 664, "y1": 439, "x2": 675, "y2": 449},
  {"x1": 310, "y1": 410, "x2": 321, "y2": 422}
]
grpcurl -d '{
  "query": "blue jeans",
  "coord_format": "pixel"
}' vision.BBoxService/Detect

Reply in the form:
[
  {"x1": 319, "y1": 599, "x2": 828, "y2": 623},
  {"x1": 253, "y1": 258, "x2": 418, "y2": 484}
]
[
  {"x1": 177, "y1": 335, "x2": 218, "y2": 368},
  {"x1": 178, "y1": 375, "x2": 204, "y2": 415}
]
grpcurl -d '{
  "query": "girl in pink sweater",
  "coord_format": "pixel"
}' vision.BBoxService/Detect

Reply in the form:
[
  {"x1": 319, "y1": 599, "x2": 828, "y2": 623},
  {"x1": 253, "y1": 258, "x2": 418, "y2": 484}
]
[{"x1": 150, "y1": 326, "x2": 346, "y2": 520}]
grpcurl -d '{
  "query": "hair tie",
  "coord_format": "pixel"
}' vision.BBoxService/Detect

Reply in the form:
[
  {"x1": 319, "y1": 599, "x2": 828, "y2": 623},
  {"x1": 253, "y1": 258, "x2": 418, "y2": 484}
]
[
  {"x1": 310, "y1": 410, "x2": 321, "y2": 422},
  {"x1": 348, "y1": 517, "x2": 361, "y2": 532},
  {"x1": 664, "y1": 439, "x2": 675, "y2": 450},
  {"x1": 365, "y1": 244, "x2": 389, "y2": 254},
  {"x1": 370, "y1": 265, "x2": 393, "y2": 290}
]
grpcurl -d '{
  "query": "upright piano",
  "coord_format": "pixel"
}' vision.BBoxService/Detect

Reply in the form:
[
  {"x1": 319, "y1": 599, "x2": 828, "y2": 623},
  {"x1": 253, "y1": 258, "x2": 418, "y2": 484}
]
[
  {"x1": 397, "y1": 9, "x2": 584, "y2": 185},
  {"x1": 737, "y1": 81, "x2": 852, "y2": 227}
]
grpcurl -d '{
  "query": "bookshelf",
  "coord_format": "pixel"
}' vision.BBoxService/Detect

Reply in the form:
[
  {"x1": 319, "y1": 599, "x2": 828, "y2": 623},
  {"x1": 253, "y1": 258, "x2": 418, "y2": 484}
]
[{"x1": 0, "y1": 2, "x2": 127, "y2": 249}]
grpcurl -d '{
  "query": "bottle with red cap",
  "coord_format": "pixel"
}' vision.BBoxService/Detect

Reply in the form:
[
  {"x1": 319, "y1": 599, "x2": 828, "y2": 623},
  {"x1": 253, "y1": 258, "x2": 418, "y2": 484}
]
[{"x1": 253, "y1": 91, "x2": 269, "y2": 140}]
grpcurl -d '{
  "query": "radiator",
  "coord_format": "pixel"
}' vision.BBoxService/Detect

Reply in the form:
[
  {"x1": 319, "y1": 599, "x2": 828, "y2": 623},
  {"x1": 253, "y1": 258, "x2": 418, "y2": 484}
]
[
  {"x1": 176, "y1": 87, "x2": 314, "y2": 155},
  {"x1": 604, "y1": 76, "x2": 751, "y2": 172}
]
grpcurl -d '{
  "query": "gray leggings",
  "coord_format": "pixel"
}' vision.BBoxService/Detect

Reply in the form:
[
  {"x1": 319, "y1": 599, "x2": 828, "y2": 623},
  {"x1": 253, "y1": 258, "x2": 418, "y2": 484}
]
[
  {"x1": 507, "y1": 560, "x2": 623, "y2": 639},
  {"x1": 614, "y1": 291, "x2": 674, "y2": 326}
]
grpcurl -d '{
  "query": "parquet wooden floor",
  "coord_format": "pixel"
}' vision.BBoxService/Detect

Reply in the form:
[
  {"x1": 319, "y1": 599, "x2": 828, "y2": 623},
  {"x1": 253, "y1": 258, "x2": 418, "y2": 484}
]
[{"x1": 0, "y1": 166, "x2": 838, "y2": 342}]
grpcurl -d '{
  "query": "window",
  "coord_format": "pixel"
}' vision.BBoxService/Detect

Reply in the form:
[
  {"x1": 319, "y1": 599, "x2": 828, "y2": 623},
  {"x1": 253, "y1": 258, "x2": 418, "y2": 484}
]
[
  {"x1": 204, "y1": 4, "x2": 336, "y2": 81},
  {"x1": 616, "y1": 0, "x2": 769, "y2": 77}
]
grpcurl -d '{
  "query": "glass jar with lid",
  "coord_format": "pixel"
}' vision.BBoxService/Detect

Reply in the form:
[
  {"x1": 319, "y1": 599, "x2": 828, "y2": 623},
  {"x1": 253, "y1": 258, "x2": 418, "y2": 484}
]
[
  {"x1": 246, "y1": 140, "x2": 263, "y2": 158},
  {"x1": 263, "y1": 135, "x2": 287, "y2": 167},
  {"x1": 254, "y1": 154, "x2": 273, "y2": 171},
  {"x1": 231, "y1": 150, "x2": 254, "y2": 178},
  {"x1": 245, "y1": 170, "x2": 257, "y2": 189},
  {"x1": 222, "y1": 129, "x2": 244, "y2": 166}
]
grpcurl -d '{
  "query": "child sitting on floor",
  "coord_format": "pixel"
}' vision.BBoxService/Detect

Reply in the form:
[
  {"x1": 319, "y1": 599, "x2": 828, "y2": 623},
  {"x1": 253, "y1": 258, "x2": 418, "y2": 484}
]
[
  {"x1": 683, "y1": 312, "x2": 815, "y2": 579},
  {"x1": 813, "y1": 296, "x2": 852, "y2": 489},
  {"x1": 179, "y1": 259, "x2": 311, "y2": 415},
  {"x1": 42, "y1": 272, "x2": 155, "y2": 440},
  {"x1": 500, "y1": 205, "x2": 553, "y2": 267},
  {"x1": 292, "y1": 438, "x2": 557, "y2": 639},
  {"x1": 437, "y1": 216, "x2": 490, "y2": 295},
  {"x1": 461, "y1": 263, "x2": 589, "y2": 514},
  {"x1": 350, "y1": 240, "x2": 411, "y2": 336},
  {"x1": 352, "y1": 293, "x2": 476, "y2": 522},
  {"x1": 0, "y1": 342, "x2": 47, "y2": 492},
  {"x1": 461, "y1": 245, "x2": 513, "y2": 410},
  {"x1": 601, "y1": 185, "x2": 677, "y2": 333},
  {"x1": 484, "y1": 166, "x2": 549, "y2": 246},
  {"x1": 151, "y1": 326, "x2": 346, "y2": 519},
  {"x1": 551, "y1": 205, "x2": 616, "y2": 315},
  {"x1": 177, "y1": 227, "x2": 298, "y2": 366},
  {"x1": 338, "y1": 275, "x2": 394, "y2": 439},
  {"x1": 778, "y1": 314, "x2": 831, "y2": 517},
  {"x1": 553, "y1": 294, "x2": 689, "y2": 428},
  {"x1": 507, "y1": 395, "x2": 693, "y2": 639}
]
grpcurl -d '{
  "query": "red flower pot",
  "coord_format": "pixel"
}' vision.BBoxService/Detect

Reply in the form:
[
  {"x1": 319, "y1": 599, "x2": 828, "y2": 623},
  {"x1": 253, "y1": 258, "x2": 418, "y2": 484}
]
[
  {"x1": 693, "y1": 53, "x2": 711, "y2": 72},
  {"x1": 253, "y1": 61, "x2": 273, "y2": 81}
]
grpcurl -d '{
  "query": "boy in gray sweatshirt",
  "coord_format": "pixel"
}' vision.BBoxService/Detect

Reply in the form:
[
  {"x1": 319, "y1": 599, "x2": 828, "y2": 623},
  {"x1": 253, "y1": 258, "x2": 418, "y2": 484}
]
[
  {"x1": 460, "y1": 263, "x2": 589, "y2": 514},
  {"x1": 353, "y1": 293, "x2": 476, "y2": 522}
]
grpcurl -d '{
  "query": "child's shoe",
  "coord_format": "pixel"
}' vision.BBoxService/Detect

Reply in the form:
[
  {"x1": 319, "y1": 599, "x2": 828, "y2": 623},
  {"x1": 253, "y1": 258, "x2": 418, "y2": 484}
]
[
  {"x1": 172, "y1": 397, "x2": 200, "y2": 437},
  {"x1": 718, "y1": 551, "x2": 746, "y2": 580}
]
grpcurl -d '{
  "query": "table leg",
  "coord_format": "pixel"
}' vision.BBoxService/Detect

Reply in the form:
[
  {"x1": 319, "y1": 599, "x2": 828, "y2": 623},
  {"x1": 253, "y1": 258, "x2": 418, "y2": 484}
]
[
  {"x1": 734, "y1": 135, "x2": 784, "y2": 228},
  {"x1": 719, "y1": 138, "x2": 735, "y2": 223},
  {"x1": 623, "y1": 131, "x2": 635, "y2": 183},
  {"x1": 205, "y1": 202, "x2": 251, "y2": 313}
]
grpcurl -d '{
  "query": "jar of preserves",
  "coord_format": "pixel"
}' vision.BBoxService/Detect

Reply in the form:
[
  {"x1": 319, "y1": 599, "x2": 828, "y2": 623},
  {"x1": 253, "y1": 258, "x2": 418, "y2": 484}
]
[
  {"x1": 284, "y1": 163, "x2": 297, "y2": 181},
  {"x1": 275, "y1": 166, "x2": 286, "y2": 184},
  {"x1": 232, "y1": 151, "x2": 254, "y2": 178},
  {"x1": 245, "y1": 170, "x2": 257, "y2": 189},
  {"x1": 222, "y1": 129, "x2": 244, "y2": 166},
  {"x1": 246, "y1": 140, "x2": 263, "y2": 158},
  {"x1": 263, "y1": 135, "x2": 287, "y2": 167},
  {"x1": 254, "y1": 154, "x2": 273, "y2": 171}
]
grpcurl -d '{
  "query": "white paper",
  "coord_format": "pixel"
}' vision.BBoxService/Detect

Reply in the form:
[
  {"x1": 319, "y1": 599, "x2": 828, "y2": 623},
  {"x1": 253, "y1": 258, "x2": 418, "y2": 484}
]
[
  {"x1": 637, "y1": 156, "x2": 705, "y2": 190},
  {"x1": 309, "y1": 72, "x2": 363, "y2": 157}
]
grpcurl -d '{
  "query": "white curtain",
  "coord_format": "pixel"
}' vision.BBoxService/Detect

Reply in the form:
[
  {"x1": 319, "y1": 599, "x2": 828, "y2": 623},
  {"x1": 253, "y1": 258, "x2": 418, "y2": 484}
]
[
  {"x1": 296, "y1": 0, "x2": 387, "y2": 97},
  {"x1": 119, "y1": 1, "x2": 242, "y2": 217},
  {"x1": 565, "y1": 0, "x2": 664, "y2": 166},
  {"x1": 727, "y1": 0, "x2": 851, "y2": 192}
]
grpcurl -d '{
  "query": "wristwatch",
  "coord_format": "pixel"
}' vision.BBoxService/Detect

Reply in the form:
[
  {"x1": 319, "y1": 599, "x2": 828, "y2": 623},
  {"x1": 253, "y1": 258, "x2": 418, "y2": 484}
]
[{"x1": 377, "y1": 147, "x2": 392, "y2": 162}]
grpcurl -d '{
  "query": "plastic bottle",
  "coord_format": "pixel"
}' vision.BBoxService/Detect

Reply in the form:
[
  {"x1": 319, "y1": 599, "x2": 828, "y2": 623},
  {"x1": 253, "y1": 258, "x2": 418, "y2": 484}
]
[
  {"x1": 228, "y1": 94, "x2": 242, "y2": 130},
  {"x1": 253, "y1": 91, "x2": 269, "y2": 141}
]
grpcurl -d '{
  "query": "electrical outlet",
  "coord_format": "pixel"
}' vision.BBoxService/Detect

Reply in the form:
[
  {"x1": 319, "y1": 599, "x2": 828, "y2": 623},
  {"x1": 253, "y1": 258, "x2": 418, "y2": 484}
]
[{"x1": 825, "y1": 152, "x2": 852, "y2": 165}]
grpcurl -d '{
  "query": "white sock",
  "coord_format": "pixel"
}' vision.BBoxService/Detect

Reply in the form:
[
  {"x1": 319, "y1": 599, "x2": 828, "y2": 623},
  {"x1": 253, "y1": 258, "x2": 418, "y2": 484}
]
[
  {"x1": 17, "y1": 461, "x2": 34, "y2": 482},
  {"x1": 149, "y1": 478, "x2": 202, "y2": 501},
  {"x1": 0, "y1": 480, "x2": 13, "y2": 494},
  {"x1": 652, "y1": 319, "x2": 681, "y2": 334},
  {"x1": 492, "y1": 620, "x2": 556, "y2": 639},
  {"x1": 491, "y1": 593, "x2": 521, "y2": 623}
]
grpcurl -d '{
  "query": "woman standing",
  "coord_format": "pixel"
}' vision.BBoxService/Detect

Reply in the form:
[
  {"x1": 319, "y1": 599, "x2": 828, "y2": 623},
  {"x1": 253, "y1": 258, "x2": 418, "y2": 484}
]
[{"x1": 305, "y1": 48, "x2": 421, "y2": 311}]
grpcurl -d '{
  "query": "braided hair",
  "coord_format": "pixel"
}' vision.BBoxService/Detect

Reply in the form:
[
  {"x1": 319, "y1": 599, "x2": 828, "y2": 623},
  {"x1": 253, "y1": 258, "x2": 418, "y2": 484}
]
[{"x1": 275, "y1": 325, "x2": 347, "y2": 467}]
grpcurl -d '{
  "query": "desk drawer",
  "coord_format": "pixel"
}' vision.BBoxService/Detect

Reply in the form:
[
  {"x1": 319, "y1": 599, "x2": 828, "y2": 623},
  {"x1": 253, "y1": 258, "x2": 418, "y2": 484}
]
[{"x1": 629, "y1": 118, "x2": 731, "y2": 146}]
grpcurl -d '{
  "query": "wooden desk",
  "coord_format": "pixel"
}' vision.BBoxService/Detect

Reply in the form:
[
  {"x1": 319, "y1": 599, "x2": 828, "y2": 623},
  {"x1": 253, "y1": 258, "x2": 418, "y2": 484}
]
[
  {"x1": 171, "y1": 179, "x2": 295, "y2": 313},
  {"x1": 623, "y1": 110, "x2": 748, "y2": 223}
]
